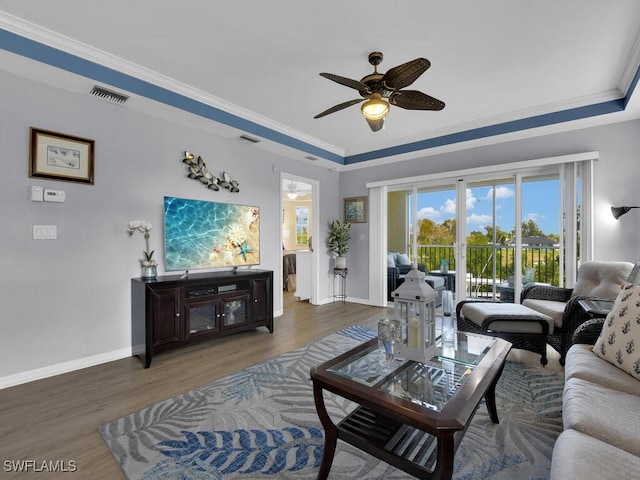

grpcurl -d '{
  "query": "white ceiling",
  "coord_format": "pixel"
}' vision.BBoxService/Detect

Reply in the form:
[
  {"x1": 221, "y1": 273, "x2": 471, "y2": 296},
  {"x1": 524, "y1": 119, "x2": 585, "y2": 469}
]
[{"x1": 1, "y1": 1, "x2": 640, "y2": 168}]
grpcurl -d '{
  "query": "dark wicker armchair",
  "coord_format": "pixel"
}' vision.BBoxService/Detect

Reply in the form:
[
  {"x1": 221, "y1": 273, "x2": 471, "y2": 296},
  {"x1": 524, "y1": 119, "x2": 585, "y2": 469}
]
[{"x1": 520, "y1": 260, "x2": 634, "y2": 365}]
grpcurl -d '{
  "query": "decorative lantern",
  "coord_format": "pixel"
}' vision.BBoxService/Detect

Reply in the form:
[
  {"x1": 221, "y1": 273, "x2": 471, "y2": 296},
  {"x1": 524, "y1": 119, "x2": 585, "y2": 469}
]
[{"x1": 391, "y1": 267, "x2": 438, "y2": 362}]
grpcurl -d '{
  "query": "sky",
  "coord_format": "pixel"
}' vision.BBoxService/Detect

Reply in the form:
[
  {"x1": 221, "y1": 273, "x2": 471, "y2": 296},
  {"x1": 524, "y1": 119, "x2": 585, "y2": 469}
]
[{"x1": 412, "y1": 179, "x2": 561, "y2": 236}]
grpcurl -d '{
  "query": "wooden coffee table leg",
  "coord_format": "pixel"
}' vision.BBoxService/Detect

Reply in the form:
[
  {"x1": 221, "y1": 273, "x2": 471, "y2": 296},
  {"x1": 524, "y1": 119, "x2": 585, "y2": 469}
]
[
  {"x1": 313, "y1": 382, "x2": 338, "y2": 480},
  {"x1": 436, "y1": 432, "x2": 456, "y2": 480},
  {"x1": 484, "y1": 361, "x2": 506, "y2": 424}
]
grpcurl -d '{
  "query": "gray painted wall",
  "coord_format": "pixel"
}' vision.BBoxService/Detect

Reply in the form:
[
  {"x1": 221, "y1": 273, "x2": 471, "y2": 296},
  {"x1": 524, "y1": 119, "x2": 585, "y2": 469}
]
[
  {"x1": 0, "y1": 70, "x2": 340, "y2": 383},
  {"x1": 339, "y1": 120, "x2": 640, "y2": 300}
]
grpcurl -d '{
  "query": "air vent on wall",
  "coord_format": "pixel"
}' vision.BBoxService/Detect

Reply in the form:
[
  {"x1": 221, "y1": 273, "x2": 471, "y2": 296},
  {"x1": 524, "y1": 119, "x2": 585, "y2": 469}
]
[
  {"x1": 89, "y1": 85, "x2": 129, "y2": 104},
  {"x1": 236, "y1": 134, "x2": 261, "y2": 144}
]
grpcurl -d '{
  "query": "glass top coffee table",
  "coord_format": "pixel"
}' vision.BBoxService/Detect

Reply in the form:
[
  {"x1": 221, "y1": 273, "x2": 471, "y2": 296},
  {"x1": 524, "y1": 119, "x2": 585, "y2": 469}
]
[{"x1": 310, "y1": 332, "x2": 512, "y2": 480}]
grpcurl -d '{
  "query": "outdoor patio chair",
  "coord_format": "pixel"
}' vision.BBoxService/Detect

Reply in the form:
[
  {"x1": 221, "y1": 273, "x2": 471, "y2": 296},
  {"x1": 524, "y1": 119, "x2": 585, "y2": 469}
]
[{"x1": 520, "y1": 260, "x2": 636, "y2": 365}]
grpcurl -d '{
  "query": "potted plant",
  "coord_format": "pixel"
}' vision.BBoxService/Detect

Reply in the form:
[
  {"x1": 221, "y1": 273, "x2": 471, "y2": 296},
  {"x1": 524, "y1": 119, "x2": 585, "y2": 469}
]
[
  {"x1": 327, "y1": 219, "x2": 351, "y2": 269},
  {"x1": 128, "y1": 220, "x2": 157, "y2": 279}
]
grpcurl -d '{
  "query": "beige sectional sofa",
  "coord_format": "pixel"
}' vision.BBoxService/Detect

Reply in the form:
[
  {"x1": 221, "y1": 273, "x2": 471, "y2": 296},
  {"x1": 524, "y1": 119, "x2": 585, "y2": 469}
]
[{"x1": 550, "y1": 321, "x2": 640, "y2": 476}]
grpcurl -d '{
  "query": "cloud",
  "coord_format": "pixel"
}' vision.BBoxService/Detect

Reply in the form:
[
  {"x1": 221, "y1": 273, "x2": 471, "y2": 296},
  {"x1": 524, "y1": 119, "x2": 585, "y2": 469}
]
[
  {"x1": 442, "y1": 198, "x2": 456, "y2": 214},
  {"x1": 466, "y1": 189, "x2": 477, "y2": 209},
  {"x1": 525, "y1": 212, "x2": 542, "y2": 222},
  {"x1": 467, "y1": 213, "x2": 493, "y2": 226},
  {"x1": 485, "y1": 186, "x2": 515, "y2": 200},
  {"x1": 417, "y1": 206, "x2": 440, "y2": 221},
  {"x1": 442, "y1": 190, "x2": 477, "y2": 214}
]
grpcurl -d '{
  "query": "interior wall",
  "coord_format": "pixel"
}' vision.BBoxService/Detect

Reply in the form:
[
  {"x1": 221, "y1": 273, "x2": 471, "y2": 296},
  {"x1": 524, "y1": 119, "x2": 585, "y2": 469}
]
[
  {"x1": 339, "y1": 119, "x2": 640, "y2": 301},
  {"x1": 387, "y1": 191, "x2": 407, "y2": 253},
  {"x1": 0, "y1": 69, "x2": 340, "y2": 385}
]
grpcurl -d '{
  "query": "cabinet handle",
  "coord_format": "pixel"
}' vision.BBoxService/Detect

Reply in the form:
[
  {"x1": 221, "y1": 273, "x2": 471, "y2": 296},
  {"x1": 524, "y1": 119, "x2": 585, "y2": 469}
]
[
  {"x1": 176, "y1": 313, "x2": 180, "y2": 317},
  {"x1": 254, "y1": 299, "x2": 258, "y2": 303}
]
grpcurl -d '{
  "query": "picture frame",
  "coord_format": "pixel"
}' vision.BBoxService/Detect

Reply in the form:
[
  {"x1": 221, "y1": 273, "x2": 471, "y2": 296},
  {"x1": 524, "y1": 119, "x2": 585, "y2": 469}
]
[
  {"x1": 29, "y1": 127, "x2": 95, "y2": 184},
  {"x1": 344, "y1": 196, "x2": 368, "y2": 223}
]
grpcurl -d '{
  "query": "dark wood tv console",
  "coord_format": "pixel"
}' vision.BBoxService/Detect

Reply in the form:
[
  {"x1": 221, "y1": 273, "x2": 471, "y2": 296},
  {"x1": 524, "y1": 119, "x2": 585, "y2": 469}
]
[{"x1": 132, "y1": 269, "x2": 273, "y2": 368}]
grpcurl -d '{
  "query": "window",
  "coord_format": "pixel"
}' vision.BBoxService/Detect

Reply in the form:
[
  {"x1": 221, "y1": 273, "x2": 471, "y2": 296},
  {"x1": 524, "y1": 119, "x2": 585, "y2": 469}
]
[{"x1": 296, "y1": 206, "x2": 309, "y2": 245}]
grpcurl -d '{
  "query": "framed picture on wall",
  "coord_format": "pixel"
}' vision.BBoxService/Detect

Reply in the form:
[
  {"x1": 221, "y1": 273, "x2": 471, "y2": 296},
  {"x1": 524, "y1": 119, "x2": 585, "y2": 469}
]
[
  {"x1": 344, "y1": 196, "x2": 367, "y2": 223},
  {"x1": 29, "y1": 127, "x2": 95, "y2": 184}
]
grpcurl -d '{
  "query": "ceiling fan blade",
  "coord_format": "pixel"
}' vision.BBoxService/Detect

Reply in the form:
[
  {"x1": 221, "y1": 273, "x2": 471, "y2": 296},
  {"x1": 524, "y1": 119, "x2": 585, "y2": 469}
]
[
  {"x1": 319, "y1": 73, "x2": 370, "y2": 92},
  {"x1": 313, "y1": 98, "x2": 365, "y2": 119},
  {"x1": 389, "y1": 90, "x2": 445, "y2": 111},
  {"x1": 382, "y1": 58, "x2": 430, "y2": 90}
]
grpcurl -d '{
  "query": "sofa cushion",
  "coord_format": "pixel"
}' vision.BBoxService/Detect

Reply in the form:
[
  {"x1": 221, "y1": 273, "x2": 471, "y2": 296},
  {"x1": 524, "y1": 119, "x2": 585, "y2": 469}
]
[
  {"x1": 550, "y1": 429, "x2": 640, "y2": 480},
  {"x1": 563, "y1": 376, "x2": 640, "y2": 456},
  {"x1": 565, "y1": 344, "x2": 640, "y2": 396},
  {"x1": 571, "y1": 261, "x2": 633, "y2": 298},
  {"x1": 521, "y1": 298, "x2": 565, "y2": 329},
  {"x1": 387, "y1": 253, "x2": 396, "y2": 268},
  {"x1": 593, "y1": 283, "x2": 640, "y2": 380}
]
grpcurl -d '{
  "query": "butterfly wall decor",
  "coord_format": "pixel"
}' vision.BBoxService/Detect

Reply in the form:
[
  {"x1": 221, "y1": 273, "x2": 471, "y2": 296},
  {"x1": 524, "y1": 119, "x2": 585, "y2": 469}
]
[{"x1": 182, "y1": 151, "x2": 240, "y2": 193}]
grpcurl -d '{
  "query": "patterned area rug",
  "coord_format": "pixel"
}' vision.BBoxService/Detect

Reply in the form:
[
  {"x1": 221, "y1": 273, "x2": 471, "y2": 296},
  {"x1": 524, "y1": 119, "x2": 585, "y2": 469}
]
[{"x1": 100, "y1": 326, "x2": 564, "y2": 479}]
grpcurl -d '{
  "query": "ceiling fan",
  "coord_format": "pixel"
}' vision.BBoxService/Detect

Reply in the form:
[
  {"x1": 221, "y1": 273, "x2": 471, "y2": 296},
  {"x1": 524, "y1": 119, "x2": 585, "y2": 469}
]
[{"x1": 314, "y1": 52, "x2": 445, "y2": 132}]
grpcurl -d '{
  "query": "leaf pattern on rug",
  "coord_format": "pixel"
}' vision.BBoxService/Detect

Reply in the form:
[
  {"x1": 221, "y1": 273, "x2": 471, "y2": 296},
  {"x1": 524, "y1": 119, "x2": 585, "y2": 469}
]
[
  {"x1": 156, "y1": 427, "x2": 324, "y2": 474},
  {"x1": 99, "y1": 326, "x2": 565, "y2": 480}
]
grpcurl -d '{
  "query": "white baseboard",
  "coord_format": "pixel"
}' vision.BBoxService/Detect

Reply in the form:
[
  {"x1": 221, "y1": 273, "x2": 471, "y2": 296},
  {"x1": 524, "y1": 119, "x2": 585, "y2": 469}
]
[{"x1": 0, "y1": 347, "x2": 132, "y2": 390}]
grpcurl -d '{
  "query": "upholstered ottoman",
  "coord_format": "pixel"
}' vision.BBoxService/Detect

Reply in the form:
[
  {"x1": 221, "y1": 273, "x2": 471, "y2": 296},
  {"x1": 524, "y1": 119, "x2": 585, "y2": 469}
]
[
  {"x1": 456, "y1": 300, "x2": 554, "y2": 365},
  {"x1": 425, "y1": 275, "x2": 445, "y2": 306}
]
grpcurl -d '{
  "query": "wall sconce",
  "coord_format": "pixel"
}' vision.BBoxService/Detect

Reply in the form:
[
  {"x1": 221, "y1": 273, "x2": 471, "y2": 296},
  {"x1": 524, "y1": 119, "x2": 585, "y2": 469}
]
[{"x1": 611, "y1": 206, "x2": 640, "y2": 220}]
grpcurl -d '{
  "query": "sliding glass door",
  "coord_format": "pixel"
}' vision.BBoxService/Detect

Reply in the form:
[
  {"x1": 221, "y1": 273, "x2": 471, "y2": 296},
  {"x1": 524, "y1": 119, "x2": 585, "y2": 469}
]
[{"x1": 388, "y1": 170, "x2": 566, "y2": 303}]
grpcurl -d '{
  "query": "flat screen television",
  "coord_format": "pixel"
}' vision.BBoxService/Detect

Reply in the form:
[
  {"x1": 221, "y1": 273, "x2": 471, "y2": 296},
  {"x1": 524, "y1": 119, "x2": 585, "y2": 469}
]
[{"x1": 163, "y1": 196, "x2": 260, "y2": 272}]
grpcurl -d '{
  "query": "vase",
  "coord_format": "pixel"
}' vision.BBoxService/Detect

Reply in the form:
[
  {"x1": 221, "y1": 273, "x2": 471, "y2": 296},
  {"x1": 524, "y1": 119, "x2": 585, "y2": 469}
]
[
  {"x1": 141, "y1": 265, "x2": 157, "y2": 279},
  {"x1": 335, "y1": 255, "x2": 347, "y2": 269}
]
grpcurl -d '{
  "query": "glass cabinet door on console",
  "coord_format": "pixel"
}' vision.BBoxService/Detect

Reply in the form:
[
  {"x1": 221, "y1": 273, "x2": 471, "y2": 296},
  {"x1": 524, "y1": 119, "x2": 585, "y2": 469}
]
[
  {"x1": 184, "y1": 295, "x2": 220, "y2": 338},
  {"x1": 184, "y1": 290, "x2": 251, "y2": 339},
  {"x1": 220, "y1": 291, "x2": 250, "y2": 328}
]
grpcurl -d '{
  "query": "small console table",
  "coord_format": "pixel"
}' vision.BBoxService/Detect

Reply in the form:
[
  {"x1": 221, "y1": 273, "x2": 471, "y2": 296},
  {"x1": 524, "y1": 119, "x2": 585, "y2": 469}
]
[
  {"x1": 132, "y1": 269, "x2": 273, "y2": 368},
  {"x1": 578, "y1": 298, "x2": 615, "y2": 319}
]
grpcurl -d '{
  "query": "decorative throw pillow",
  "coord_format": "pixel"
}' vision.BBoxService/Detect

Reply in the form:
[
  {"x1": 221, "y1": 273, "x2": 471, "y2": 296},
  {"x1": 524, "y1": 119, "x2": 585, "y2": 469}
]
[
  {"x1": 387, "y1": 254, "x2": 396, "y2": 268},
  {"x1": 396, "y1": 253, "x2": 412, "y2": 266},
  {"x1": 594, "y1": 283, "x2": 640, "y2": 379}
]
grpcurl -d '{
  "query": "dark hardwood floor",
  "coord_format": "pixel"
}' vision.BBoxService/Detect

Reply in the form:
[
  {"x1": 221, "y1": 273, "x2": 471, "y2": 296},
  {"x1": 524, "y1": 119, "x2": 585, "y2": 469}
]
[{"x1": 0, "y1": 292, "x2": 390, "y2": 479}]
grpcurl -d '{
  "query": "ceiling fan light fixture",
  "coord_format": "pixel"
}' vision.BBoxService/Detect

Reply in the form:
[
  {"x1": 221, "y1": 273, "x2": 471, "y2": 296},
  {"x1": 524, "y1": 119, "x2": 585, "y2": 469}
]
[
  {"x1": 361, "y1": 93, "x2": 389, "y2": 121},
  {"x1": 286, "y1": 181, "x2": 298, "y2": 199},
  {"x1": 365, "y1": 116, "x2": 385, "y2": 132}
]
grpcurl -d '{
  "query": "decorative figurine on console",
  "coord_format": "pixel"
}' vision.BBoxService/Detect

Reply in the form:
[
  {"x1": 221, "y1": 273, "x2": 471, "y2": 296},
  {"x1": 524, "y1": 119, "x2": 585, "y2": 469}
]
[{"x1": 391, "y1": 266, "x2": 438, "y2": 362}]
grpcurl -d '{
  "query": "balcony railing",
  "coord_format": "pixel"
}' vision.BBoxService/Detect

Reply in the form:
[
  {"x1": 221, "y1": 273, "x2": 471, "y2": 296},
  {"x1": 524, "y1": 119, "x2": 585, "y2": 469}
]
[{"x1": 410, "y1": 244, "x2": 560, "y2": 301}]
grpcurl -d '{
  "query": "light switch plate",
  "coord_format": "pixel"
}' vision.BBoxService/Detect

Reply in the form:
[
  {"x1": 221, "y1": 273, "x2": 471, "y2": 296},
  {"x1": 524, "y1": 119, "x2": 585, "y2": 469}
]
[
  {"x1": 31, "y1": 186, "x2": 44, "y2": 202},
  {"x1": 33, "y1": 225, "x2": 57, "y2": 239}
]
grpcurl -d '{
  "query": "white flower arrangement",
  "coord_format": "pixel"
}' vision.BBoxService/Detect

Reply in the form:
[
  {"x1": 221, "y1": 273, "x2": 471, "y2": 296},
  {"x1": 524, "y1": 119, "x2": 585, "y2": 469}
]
[{"x1": 128, "y1": 220, "x2": 157, "y2": 267}]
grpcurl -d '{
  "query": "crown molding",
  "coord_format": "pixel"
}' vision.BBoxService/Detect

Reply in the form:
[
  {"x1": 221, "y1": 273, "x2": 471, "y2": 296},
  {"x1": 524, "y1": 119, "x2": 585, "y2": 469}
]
[{"x1": 0, "y1": 11, "x2": 345, "y2": 159}]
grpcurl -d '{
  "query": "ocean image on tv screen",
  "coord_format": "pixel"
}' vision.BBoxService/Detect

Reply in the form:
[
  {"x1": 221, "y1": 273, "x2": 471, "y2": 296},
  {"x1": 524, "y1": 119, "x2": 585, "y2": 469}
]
[{"x1": 164, "y1": 196, "x2": 260, "y2": 271}]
